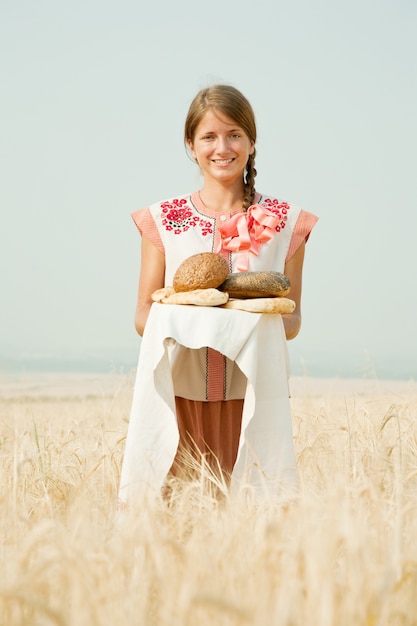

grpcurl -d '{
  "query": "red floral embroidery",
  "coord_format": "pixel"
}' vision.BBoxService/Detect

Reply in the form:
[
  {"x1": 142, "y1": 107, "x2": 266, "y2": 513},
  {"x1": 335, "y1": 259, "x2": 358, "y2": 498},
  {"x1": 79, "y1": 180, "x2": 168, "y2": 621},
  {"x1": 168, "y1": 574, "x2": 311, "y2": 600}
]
[
  {"x1": 161, "y1": 199, "x2": 213, "y2": 236},
  {"x1": 262, "y1": 198, "x2": 291, "y2": 233}
]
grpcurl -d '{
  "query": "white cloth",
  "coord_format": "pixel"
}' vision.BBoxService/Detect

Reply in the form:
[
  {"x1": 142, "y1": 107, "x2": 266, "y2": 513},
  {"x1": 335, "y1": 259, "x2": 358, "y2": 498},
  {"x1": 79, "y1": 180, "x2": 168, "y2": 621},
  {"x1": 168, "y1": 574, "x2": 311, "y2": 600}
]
[{"x1": 118, "y1": 303, "x2": 298, "y2": 502}]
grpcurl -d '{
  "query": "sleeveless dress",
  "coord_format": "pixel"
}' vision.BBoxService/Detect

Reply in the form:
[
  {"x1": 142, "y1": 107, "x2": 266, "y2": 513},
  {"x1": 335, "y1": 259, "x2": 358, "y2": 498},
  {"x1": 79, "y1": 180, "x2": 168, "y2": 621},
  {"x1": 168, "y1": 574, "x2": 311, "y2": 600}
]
[{"x1": 118, "y1": 191, "x2": 318, "y2": 502}]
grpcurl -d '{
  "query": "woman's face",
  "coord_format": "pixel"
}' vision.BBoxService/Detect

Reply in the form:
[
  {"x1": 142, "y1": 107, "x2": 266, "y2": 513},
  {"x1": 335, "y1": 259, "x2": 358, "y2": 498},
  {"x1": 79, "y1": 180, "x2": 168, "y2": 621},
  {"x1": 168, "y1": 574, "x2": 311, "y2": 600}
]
[{"x1": 188, "y1": 109, "x2": 254, "y2": 186}]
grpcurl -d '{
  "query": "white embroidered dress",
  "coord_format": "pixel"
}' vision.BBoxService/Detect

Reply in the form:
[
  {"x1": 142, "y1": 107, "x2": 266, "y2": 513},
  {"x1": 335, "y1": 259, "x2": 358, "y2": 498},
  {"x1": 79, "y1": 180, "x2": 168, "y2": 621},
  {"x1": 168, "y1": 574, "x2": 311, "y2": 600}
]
[{"x1": 118, "y1": 191, "x2": 318, "y2": 502}]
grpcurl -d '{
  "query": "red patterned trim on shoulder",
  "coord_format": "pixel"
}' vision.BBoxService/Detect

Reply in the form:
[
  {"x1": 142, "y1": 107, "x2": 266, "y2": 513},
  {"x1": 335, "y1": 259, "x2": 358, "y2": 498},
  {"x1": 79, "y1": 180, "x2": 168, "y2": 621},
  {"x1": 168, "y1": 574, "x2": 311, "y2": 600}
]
[
  {"x1": 261, "y1": 198, "x2": 291, "y2": 233},
  {"x1": 131, "y1": 208, "x2": 164, "y2": 254},
  {"x1": 161, "y1": 198, "x2": 213, "y2": 236},
  {"x1": 286, "y1": 210, "x2": 319, "y2": 262}
]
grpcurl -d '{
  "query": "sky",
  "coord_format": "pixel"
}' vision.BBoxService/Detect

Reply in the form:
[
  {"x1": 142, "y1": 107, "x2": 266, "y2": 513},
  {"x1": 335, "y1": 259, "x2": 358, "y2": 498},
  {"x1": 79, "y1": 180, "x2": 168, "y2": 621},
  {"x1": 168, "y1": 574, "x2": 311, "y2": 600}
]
[{"x1": 1, "y1": 0, "x2": 416, "y2": 380}]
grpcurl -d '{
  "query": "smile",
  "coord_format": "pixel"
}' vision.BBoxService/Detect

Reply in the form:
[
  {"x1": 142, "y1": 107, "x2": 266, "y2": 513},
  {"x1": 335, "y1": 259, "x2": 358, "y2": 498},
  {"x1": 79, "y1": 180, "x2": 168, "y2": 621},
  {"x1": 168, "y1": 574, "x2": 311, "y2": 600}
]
[{"x1": 212, "y1": 158, "x2": 234, "y2": 165}]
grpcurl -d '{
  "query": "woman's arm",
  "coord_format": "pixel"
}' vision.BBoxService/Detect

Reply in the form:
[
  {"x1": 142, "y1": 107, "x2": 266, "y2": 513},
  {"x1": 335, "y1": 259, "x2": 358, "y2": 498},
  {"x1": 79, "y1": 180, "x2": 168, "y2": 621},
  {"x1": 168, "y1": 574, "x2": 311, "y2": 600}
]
[
  {"x1": 134, "y1": 234, "x2": 165, "y2": 336},
  {"x1": 282, "y1": 240, "x2": 305, "y2": 340}
]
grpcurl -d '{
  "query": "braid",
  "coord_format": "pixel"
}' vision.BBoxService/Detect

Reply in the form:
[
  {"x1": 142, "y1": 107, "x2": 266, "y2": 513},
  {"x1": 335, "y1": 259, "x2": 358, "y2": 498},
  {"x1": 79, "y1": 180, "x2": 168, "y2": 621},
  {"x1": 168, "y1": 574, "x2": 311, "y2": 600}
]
[{"x1": 242, "y1": 149, "x2": 257, "y2": 211}]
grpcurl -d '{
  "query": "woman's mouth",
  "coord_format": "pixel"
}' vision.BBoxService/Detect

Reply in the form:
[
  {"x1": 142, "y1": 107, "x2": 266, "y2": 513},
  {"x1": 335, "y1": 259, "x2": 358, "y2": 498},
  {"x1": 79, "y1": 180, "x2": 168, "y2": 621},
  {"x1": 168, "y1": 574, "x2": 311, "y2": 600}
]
[{"x1": 212, "y1": 158, "x2": 234, "y2": 165}]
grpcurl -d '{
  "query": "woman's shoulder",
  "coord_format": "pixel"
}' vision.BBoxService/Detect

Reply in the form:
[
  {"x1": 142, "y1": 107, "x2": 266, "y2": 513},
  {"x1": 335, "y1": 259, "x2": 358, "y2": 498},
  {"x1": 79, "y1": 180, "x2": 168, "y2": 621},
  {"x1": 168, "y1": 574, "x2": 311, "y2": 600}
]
[
  {"x1": 256, "y1": 192, "x2": 302, "y2": 225},
  {"x1": 256, "y1": 192, "x2": 318, "y2": 224},
  {"x1": 149, "y1": 192, "x2": 194, "y2": 212},
  {"x1": 131, "y1": 192, "x2": 194, "y2": 223},
  {"x1": 131, "y1": 192, "x2": 193, "y2": 216},
  {"x1": 256, "y1": 192, "x2": 296, "y2": 210}
]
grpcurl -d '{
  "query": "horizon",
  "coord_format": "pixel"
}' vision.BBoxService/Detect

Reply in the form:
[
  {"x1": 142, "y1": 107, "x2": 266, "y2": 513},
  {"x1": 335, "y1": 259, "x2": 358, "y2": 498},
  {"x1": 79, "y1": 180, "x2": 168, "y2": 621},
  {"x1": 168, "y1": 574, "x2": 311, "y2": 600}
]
[
  {"x1": 1, "y1": 344, "x2": 415, "y2": 382},
  {"x1": 1, "y1": 0, "x2": 417, "y2": 381}
]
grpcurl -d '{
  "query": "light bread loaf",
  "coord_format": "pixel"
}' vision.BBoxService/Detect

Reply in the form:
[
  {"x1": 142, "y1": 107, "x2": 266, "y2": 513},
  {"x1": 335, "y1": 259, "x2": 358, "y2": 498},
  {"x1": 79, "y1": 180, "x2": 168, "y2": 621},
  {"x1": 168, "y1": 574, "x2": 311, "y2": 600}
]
[
  {"x1": 154, "y1": 288, "x2": 229, "y2": 307},
  {"x1": 221, "y1": 297, "x2": 295, "y2": 314},
  {"x1": 151, "y1": 286, "x2": 176, "y2": 302}
]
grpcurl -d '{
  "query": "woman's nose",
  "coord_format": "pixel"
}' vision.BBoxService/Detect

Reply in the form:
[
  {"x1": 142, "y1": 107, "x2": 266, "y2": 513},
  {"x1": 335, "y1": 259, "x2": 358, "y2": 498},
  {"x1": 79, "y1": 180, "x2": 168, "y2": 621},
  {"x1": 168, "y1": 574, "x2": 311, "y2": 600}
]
[{"x1": 216, "y1": 136, "x2": 229, "y2": 153}]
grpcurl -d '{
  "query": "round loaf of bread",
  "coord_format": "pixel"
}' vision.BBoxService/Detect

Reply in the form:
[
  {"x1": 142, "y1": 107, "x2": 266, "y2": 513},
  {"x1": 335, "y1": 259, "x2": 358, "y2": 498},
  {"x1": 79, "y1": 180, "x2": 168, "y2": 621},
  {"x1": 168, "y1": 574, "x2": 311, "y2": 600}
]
[
  {"x1": 219, "y1": 271, "x2": 291, "y2": 298},
  {"x1": 173, "y1": 252, "x2": 229, "y2": 292}
]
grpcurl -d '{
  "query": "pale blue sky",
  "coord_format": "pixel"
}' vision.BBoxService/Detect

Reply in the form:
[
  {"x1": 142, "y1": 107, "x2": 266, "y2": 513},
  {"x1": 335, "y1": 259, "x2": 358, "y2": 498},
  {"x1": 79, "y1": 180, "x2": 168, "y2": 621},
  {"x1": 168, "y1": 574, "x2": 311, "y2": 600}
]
[{"x1": 1, "y1": 0, "x2": 416, "y2": 378}]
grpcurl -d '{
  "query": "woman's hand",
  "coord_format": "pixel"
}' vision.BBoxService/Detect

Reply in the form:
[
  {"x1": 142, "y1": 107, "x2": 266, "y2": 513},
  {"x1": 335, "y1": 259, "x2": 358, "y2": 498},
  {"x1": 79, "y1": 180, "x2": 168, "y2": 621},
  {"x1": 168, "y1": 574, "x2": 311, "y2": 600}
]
[
  {"x1": 134, "y1": 235, "x2": 165, "y2": 336},
  {"x1": 282, "y1": 241, "x2": 305, "y2": 340}
]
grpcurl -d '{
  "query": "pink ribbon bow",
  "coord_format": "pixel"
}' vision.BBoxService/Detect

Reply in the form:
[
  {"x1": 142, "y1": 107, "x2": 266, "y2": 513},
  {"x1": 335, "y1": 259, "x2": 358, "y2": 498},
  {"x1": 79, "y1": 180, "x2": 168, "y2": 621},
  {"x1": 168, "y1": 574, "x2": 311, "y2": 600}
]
[{"x1": 217, "y1": 204, "x2": 280, "y2": 271}]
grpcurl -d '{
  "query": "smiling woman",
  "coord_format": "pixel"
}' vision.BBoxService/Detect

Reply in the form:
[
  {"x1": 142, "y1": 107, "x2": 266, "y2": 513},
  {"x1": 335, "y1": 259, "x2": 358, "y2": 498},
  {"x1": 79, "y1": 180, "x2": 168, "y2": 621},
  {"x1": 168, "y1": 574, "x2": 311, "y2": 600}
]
[
  {"x1": 184, "y1": 84, "x2": 257, "y2": 214},
  {"x1": 118, "y1": 84, "x2": 318, "y2": 506},
  {"x1": 187, "y1": 110, "x2": 255, "y2": 204}
]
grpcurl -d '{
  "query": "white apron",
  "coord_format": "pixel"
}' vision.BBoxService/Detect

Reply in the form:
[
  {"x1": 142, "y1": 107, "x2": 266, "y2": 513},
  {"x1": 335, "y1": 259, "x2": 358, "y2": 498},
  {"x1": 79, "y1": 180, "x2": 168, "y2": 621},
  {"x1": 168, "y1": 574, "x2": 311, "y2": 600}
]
[{"x1": 118, "y1": 303, "x2": 298, "y2": 503}]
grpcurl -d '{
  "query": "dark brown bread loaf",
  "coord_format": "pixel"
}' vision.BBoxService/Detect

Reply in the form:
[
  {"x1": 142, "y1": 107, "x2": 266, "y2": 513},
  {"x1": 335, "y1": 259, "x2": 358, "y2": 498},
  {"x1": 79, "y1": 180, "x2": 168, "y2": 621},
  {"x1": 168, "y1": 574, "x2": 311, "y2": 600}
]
[
  {"x1": 219, "y1": 271, "x2": 291, "y2": 298},
  {"x1": 173, "y1": 253, "x2": 229, "y2": 292}
]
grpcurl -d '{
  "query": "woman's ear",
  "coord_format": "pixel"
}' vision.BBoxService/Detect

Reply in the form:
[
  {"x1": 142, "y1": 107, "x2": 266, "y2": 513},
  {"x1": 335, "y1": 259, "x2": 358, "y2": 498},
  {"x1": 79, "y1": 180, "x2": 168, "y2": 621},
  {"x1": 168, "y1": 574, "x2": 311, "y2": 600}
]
[
  {"x1": 249, "y1": 140, "x2": 255, "y2": 155},
  {"x1": 187, "y1": 138, "x2": 196, "y2": 160}
]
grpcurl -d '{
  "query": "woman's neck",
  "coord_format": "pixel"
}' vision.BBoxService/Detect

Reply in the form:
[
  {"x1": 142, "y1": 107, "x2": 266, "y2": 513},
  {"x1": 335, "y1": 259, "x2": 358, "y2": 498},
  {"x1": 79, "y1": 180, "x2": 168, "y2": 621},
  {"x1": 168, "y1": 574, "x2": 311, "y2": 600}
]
[{"x1": 198, "y1": 181, "x2": 244, "y2": 214}]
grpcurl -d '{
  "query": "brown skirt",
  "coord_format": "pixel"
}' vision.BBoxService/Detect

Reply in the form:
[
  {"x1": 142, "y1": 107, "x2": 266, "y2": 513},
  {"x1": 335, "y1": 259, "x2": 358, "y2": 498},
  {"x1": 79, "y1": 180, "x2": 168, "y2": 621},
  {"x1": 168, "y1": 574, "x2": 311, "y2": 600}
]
[{"x1": 168, "y1": 396, "x2": 244, "y2": 480}]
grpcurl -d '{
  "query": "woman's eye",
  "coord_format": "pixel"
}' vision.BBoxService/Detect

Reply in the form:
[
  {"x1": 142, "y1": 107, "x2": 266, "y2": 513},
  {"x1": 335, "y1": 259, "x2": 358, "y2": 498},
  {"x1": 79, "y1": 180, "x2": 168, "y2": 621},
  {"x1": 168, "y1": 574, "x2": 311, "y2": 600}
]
[{"x1": 231, "y1": 134, "x2": 241, "y2": 139}]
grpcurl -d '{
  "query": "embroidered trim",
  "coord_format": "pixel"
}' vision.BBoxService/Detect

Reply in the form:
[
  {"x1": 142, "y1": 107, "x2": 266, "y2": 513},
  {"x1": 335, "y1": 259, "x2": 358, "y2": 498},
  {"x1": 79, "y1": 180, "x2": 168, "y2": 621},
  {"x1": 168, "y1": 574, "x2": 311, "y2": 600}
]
[
  {"x1": 261, "y1": 198, "x2": 291, "y2": 232},
  {"x1": 161, "y1": 198, "x2": 213, "y2": 236}
]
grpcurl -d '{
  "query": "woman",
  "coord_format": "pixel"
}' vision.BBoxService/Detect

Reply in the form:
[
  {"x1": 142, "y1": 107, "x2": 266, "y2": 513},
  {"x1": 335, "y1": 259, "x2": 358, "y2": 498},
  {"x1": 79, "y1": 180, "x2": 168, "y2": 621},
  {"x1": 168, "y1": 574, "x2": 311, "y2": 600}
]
[{"x1": 118, "y1": 85, "x2": 318, "y2": 503}]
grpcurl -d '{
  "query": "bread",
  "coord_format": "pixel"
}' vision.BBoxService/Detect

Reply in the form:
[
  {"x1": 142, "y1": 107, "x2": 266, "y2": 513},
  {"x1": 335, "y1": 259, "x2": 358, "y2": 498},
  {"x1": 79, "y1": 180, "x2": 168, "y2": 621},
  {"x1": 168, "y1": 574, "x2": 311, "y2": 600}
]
[
  {"x1": 151, "y1": 286, "x2": 176, "y2": 302},
  {"x1": 173, "y1": 253, "x2": 229, "y2": 292},
  {"x1": 219, "y1": 271, "x2": 291, "y2": 298},
  {"x1": 221, "y1": 297, "x2": 295, "y2": 314},
  {"x1": 151, "y1": 285, "x2": 294, "y2": 311},
  {"x1": 157, "y1": 288, "x2": 229, "y2": 307}
]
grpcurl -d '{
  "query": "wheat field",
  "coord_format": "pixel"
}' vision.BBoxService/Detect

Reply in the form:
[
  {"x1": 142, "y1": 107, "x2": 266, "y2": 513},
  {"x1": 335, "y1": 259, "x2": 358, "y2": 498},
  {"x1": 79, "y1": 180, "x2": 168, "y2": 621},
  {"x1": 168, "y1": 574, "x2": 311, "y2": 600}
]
[{"x1": 1, "y1": 373, "x2": 417, "y2": 626}]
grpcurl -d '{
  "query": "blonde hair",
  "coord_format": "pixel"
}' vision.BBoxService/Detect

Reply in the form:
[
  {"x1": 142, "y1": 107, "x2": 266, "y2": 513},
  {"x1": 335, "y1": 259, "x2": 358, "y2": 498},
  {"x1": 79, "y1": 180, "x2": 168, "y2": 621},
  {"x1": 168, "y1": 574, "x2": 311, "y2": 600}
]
[{"x1": 184, "y1": 85, "x2": 257, "y2": 211}]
